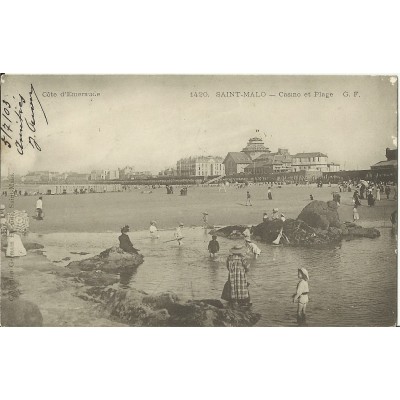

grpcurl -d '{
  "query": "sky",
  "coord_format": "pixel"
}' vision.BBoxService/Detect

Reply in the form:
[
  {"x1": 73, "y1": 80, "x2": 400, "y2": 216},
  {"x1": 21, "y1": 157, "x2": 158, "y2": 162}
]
[{"x1": 1, "y1": 75, "x2": 397, "y2": 176}]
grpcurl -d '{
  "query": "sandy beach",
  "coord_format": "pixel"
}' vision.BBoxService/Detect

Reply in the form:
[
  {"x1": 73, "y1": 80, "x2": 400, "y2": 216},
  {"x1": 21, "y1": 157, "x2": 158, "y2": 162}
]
[
  {"x1": 2, "y1": 184, "x2": 397, "y2": 233},
  {"x1": 1, "y1": 183, "x2": 397, "y2": 327}
]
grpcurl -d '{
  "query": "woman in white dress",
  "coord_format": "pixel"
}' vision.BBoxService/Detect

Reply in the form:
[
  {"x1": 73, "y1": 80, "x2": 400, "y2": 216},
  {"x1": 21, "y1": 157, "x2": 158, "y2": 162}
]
[{"x1": 6, "y1": 232, "x2": 27, "y2": 257}]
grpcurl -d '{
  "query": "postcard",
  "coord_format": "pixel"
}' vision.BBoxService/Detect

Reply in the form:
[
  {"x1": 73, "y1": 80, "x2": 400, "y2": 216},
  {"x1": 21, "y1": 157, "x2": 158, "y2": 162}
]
[{"x1": 0, "y1": 75, "x2": 397, "y2": 327}]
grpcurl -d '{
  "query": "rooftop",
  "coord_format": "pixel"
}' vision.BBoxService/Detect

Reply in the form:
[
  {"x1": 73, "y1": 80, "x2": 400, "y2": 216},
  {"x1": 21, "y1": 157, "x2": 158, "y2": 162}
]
[
  {"x1": 293, "y1": 152, "x2": 328, "y2": 158},
  {"x1": 223, "y1": 152, "x2": 252, "y2": 164}
]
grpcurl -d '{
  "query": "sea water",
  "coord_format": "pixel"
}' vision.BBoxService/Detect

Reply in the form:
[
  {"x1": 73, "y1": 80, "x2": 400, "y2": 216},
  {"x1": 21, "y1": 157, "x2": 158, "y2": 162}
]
[{"x1": 28, "y1": 226, "x2": 397, "y2": 327}]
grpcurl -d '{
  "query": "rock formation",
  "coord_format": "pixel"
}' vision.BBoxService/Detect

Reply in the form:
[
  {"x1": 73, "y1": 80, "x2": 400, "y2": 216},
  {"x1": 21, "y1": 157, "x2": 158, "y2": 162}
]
[
  {"x1": 1, "y1": 298, "x2": 43, "y2": 327},
  {"x1": 77, "y1": 286, "x2": 261, "y2": 327},
  {"x1": 67, "y1": 246, "x2": 144, "y2": 274},
  {"x1": 212, "y1": 200, "x2": 380, "y2": 246}
]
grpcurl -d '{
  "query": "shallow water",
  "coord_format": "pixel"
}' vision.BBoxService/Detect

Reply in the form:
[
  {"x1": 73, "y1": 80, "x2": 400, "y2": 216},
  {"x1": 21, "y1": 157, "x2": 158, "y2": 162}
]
[{"x1": 29, "y1": 226, "x2": 397, "y2": 327}]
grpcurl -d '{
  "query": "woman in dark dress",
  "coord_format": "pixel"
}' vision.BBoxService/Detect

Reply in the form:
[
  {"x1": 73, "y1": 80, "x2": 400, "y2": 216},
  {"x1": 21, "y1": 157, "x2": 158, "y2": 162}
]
[{"x1": 119, "y1": 225, "x2": 139, "y2": 254}]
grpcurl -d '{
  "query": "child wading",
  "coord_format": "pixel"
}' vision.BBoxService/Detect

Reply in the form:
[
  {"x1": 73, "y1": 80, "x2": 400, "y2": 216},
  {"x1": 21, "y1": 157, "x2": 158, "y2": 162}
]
[
  {"x1": 208, "y1": 235, "x2": 220, "y2": 258},
  {"x1": 245, "y1": 191, "x2": 252, "y2": 206},
  {"x1": 174, "y1": 222, "x2": 184, "y2": 245},
  {"x1": 293, "y1": 267, "x2": 309, "y2": 324},
  {"x1": 353, "y1": 206, "x2": 360, "y2": 221},
  {"x1": 149, "y1": 221, "x2": 159, "y2": 238}
]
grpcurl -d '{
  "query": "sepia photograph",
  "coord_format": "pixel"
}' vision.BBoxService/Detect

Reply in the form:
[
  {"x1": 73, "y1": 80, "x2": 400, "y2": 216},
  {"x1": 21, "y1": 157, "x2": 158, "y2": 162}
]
[{"x1": 0, "y1": 75, "x2": 397, "y2": 327}]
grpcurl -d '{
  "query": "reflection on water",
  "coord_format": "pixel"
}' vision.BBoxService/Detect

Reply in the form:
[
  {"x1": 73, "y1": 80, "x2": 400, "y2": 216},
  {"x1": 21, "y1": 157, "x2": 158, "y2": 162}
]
[{"x1": 29, "y1": 226, "x2": 397, "y2": 326}]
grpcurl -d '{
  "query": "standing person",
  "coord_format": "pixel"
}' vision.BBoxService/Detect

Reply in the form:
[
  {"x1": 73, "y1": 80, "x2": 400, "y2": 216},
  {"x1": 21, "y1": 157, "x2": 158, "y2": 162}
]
[
  {"x1": 385, "y1": 185, "x2": 391, "y2": 200},
  {"x1": 225, "y1": 245, "x2": 251, "y2": 306},
  {"x1": 242, "y1": 225, "x2": 252, "y2": 240},
  {"x1": 245, "y1": 191, "x2": 252, "y2": 206},
  {"x1": 267, "y1": 187, "x2": 272, "y2": 200},
  {"x1": 353, "y1": 190, "x2": 361, "y2": 206},
  {"x1": 36, "y1": 196, "x2": 43, "y2": 220},
  {"x1": 174, "y1": 222, "x2": 184, "y2": 245},
  {"x1": 119, "y1": 225, "x2": 140, "y2": 254},
  {"x1": 263, "y1": 212, "x2": 269, "y2": 223},
  {"x1": 353, "y1": 205, "x2": 360, "y2": 221},
  {"x1": 309, "y1": 194, "x2": 314, "y2": 200},
  {"x1": 208, "y1": 235, "x2": 220, "y2": 258},
  {"x1": 376, "y1": 187, "x2": 381, "y2": 201},
  {"x1": 245, "y1": 238, "x2": 261, "y2": 259},
  {"x1": 280, "y1": 213, "x2": 286, "y2": 222},
  {"x1": 202, "y1": 212, "x2": 209, "y2": 227},
  {"x1": 367, "y1": 191, "x2": 375, "y2": 207},
  {"x1": 293, "y1": 267, "x2": 310, "y2": 324},
  {"x1": 149, "y1": 221, "x2": 159, "y2": 238}
]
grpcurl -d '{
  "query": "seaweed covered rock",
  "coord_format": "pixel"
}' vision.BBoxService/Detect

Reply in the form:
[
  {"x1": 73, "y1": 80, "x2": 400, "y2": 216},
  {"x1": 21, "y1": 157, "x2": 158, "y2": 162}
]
[
  {"x1": 77, "y1": 286, "x2": 261, "y2": 327},
  {"x1": 297, "y1": 200, "x2": 341, "y2": 230},
  {"x1": 342, "y1": 222, "x2": 381, "y2": 239},
  {"x1": 67, "y1": 246, "x2": 144, "y2": 274},
  {"x1": 252, "y1": 219, "x2": 283, "y2": 243}
]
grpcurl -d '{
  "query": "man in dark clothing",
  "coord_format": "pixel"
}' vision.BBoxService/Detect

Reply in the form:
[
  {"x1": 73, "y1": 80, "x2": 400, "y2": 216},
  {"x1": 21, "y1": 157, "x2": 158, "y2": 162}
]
[
  {"x1": 119, "y1": 225, "x2": 139, "y2": 254},
  {"x1": 208, "y1": 235, "x2": 220, "y2": 258}
]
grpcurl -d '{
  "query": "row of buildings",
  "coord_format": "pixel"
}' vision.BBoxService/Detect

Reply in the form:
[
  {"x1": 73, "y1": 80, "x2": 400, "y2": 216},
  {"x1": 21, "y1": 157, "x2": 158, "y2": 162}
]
[
  {"x1": 22, "y1": 166, "x2": 152, "y2": 184},
  {"x1": 167, "y1": 137, "x2": 341, "y2": 178},
  {"x1": 17, "y1": 138, "x2": 397, "y2": 184}
]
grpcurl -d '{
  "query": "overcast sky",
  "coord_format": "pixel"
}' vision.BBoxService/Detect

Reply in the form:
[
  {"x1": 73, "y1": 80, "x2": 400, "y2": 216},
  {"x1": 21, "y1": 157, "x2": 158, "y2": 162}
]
[{"x1": 1, "y1": 75, "x2": 397, "y2": 176}]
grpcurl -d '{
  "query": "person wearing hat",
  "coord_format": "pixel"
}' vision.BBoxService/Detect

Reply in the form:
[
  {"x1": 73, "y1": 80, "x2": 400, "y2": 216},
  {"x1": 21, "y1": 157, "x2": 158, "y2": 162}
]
[
  {"x1": 174, "y1": 222, "x2": 184, "y2": 245},
  {"x1": 244, "y1": 238, "x2": 261, "y2": 259},
  {"x1": 262, "y1": 212, "x2": 269, "y2": 223},
  {"x1": 223, "y1": 245, "x2": 251, "y2": 305},
  {"x1": 272, "y1": 208, "x2": 280, "y2": 220},
  {"x1": 208, "y1": 234, "x2": 220, "y2": 258},
  {"x1": 118, "y1": 225, "x2": 139, "y2": 254},
  {"x1": 149, "y1": 221, "x2": 159, "y2": 239},
  {"x1": 280, "y1": 213, "x2": 286, "y2": 222},
  {"x1": 293, "y1": 267, "x2": 310, "y2": 324}
]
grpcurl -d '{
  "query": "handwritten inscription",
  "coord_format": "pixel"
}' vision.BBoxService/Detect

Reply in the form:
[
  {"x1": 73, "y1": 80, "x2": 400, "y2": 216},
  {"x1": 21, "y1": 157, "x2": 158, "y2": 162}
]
[{"x1": 1, "y1": 84, "x2": 47, "y2": 155}]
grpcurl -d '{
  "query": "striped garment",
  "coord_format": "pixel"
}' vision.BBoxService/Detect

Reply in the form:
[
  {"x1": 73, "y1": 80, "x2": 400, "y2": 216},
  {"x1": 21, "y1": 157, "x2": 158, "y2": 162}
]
[{"x1": 227, "y1": 255, "x2": 249, "y2": 300}]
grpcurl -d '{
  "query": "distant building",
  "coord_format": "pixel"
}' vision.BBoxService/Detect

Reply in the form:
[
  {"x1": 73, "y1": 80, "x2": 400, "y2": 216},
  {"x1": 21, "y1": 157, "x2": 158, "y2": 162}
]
[
  {"x1": 107, "y1": 170, "x2": 120, "y2": 180},
  {"x1": 241, "y1": 137, "x2": 271, "y2": 160},
  {"x1": 65, "y1": 173, "x2": 90, "y2": 183},
  {"x1": 371, "y1": 148, "x2": 398, "y2": 172},
  {"x1": 159, "y1": 168, "x2": 176, "y2": 176},
  {"x1": 119, "y1": 166, "x2": 135, "y2": 180},
  {"x1": 176, "y1": 156, "x2": 225, "y2": 177},
  {"x1": 90, "y1": 170, "x2": 108, "y2": 180},
  {"x1": 291, "y1": 152, "x2": 329, "y2": 172},
  {"x1": 328, "y1": 162, "x2": 341, "y2": 172},
  {"x1": 22, "y1": 171, "x2": 59, "y2": 183},
  {"x1": 223, "y1": 152, "x2": 252, "y2": 175},
  {"x1": 90, "y1": 169, "x2": 120, "y2": 180}
]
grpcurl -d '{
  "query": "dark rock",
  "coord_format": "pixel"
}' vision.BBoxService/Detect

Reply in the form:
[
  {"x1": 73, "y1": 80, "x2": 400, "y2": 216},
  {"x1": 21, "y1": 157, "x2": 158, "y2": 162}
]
[
  {"x1": 79, "y1": 286, "x2": 260, "y2": 327},
  {"x1": 297, "y1": 200, "x2": 341, "y2": 230},
  {"x1": 1, "y1": 297, "x2": 43, "y2": 327},
  {"x1": 344, "y1": 225, "x2": 381, "y2": 239},
  {"x1": 67, "y1": 246, "x2": 144, "y2": 274},
  {"x1": 209, "y1": 225, "x2": 247, "y2": 239}
]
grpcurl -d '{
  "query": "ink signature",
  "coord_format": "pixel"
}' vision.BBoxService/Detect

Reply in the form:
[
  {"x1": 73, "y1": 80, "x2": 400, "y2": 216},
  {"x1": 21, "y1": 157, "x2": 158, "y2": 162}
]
[{"x1": 1, "y1": 84, "x2": 48, "y2": 155}]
